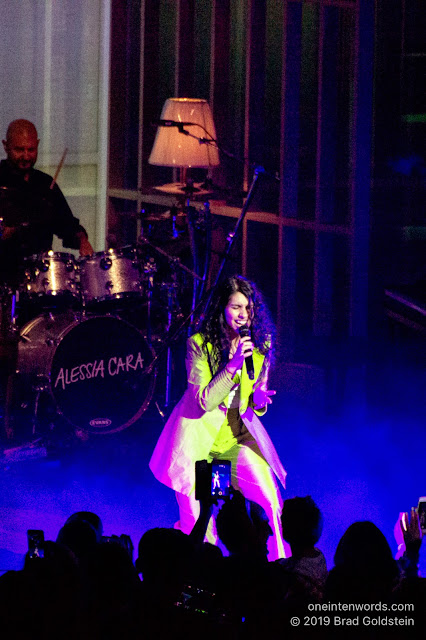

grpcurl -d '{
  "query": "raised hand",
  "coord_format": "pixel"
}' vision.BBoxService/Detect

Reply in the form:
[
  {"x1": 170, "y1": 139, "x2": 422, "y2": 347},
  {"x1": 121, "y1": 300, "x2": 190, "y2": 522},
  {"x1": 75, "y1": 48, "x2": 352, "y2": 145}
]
[
  {"x1": 400, "y1": 507, "x2": 423, "y2": 554},
  {"x1": 253, "y1": 382, "x2": 276, "y2": 409}
]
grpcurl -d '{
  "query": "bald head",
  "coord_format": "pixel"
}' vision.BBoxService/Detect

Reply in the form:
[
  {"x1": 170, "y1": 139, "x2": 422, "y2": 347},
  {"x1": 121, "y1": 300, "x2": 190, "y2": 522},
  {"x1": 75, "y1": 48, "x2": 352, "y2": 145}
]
[
  {"x1": 3, "y1": 119, "x2": 39, "y2": 174},
  {"x1": 6, "y1": 119, "x2": 38, "y2": 142}
]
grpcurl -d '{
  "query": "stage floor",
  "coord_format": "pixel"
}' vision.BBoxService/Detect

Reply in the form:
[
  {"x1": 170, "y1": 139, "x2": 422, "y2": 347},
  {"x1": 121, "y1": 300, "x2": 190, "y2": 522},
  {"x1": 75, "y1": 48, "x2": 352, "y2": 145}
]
[{"x1": 1, "y1": 359, "x2": 425, "y2": 575}]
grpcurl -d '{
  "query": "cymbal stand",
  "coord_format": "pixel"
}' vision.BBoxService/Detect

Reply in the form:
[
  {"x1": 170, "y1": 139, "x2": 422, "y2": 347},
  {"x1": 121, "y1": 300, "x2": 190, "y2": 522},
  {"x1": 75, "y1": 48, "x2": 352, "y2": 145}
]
[
  {"x1": 143, "y1": 258, "x2": 157, "y2": 346},
  {"x1": 186, "y1": 200, "x2": 212, "y2": 325},
  {"x1": 30, "y1": 374, "x2": 49, "y2": 435},
  {"x1": 162, "y1": 273, "x2": 180, "y2": 409},
  {"x1": 1, "y1": 285, "x2": 20, "y2": 441},
  {"x1": 144, "y1": 292, "x2": 206, "y2": 378}
]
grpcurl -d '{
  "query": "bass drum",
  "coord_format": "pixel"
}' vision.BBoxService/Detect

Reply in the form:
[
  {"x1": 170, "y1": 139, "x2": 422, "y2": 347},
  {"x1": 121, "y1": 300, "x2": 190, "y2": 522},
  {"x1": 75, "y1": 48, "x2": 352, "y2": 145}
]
[{"x1": 17, "y1": 312, "x2": 156, "y2": 434}]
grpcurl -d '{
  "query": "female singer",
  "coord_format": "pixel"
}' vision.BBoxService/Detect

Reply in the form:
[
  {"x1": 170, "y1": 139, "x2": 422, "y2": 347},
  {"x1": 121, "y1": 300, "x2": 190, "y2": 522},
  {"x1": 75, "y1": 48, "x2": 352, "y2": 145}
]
[{"x1": 149, "y1": 275, "x2": 287, "y2": 559}]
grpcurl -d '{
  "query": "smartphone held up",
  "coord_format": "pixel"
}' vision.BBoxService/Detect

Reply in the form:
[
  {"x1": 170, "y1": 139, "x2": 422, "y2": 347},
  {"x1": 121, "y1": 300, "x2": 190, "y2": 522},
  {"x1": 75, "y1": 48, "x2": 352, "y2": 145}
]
[
  {"x1": 195, "y1": 459, "x2": 232, "y2": 501},
  {"x1": 27, "y1": 529, "x2": 45, "y2": 559}
]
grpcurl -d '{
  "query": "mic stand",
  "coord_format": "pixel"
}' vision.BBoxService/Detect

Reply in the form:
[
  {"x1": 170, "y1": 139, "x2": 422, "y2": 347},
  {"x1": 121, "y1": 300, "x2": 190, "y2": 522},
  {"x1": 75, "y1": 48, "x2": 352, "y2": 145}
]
[{"x1": 196, "y1": 165, "x2": 266, "y2": 328}]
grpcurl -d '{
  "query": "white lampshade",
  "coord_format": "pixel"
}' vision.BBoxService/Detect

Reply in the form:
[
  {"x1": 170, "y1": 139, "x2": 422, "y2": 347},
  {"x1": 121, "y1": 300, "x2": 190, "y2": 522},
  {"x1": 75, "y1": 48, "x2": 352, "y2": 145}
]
[{"x1": 148, "y1": 98, "x2": 220, "y2": 168}]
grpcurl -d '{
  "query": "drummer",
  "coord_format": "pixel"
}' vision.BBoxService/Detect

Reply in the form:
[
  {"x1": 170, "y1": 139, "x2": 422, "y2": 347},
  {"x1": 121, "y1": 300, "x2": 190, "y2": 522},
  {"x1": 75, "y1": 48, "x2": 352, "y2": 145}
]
[{"x1": 0, "y1": 119, "x2": 93, "y2": 287}]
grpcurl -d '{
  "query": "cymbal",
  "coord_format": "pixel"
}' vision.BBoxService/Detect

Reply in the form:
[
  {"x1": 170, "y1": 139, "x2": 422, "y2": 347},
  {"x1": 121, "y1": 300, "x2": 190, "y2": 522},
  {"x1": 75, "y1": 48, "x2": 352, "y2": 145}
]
[
  {"x1": 153, "y1": 182, "x2": 213, "y2": 196},
  {"x1": 141, "y1": 209, "x2": 186, "y2": 222}
]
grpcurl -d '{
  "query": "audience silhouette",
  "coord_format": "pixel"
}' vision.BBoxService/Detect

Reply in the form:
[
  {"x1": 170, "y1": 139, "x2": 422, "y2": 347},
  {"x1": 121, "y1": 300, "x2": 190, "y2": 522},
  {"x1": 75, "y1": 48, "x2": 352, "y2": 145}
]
[{"x1": 0, "y1": 497, "x2": 423, "y2": 639}]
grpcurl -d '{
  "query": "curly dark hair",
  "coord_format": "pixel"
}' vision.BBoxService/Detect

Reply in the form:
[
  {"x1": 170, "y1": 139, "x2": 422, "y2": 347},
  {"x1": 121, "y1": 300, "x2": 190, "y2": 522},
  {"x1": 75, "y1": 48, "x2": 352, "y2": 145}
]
[{"x1": 196, "y1": 275, "x2": 275, "y2": 374}]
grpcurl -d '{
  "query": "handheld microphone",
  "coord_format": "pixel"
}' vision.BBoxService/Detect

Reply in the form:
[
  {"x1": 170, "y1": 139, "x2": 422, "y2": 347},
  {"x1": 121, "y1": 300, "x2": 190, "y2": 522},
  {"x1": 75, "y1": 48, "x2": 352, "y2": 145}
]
[{"x1": 238, "y1": 324, "x2": 255, "y2": 380}]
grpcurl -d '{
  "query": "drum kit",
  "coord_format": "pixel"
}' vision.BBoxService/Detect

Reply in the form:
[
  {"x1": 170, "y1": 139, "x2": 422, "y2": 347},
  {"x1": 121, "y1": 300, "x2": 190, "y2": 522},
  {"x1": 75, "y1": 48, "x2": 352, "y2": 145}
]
[
  {"x1": 0, "y1": 163, "x2": 270, "y2": 449},
  {"x1": 0, "y1": 207, "x2": 210, "y2": 443}
]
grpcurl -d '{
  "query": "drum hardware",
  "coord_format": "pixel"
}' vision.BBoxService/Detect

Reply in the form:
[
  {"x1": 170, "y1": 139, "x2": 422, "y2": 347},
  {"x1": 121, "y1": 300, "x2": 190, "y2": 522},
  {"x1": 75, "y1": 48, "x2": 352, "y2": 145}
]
[
  {"x1": 142, "y1": 258, "x2": 157, "y2": 346},
  {"x1": 138, "y1": 235, "x2": 203, "y2": 283},
  {"x1": 170, "y1": 205, "x2": 186, "y2": 239},
  {"x1": 141, "y1": 207, "x2": 187, "y2": 240},
  {"x1": 0, "y1": 286, "x2": 16, "y2": 333},
  {"x1": 100, "y1": 256, "x2": 112, "y2": 270},
  {"x1": 160, "y1": 279, "x2": 182, "y2": 409},
  {"x1": 137, "y1": 235, "x2": 204, "y2": 413},
  {"x1": 38, "y1": 259, "x2": 49, "y2": 273},
  {"x1": 29, "y1": 374, "x2": 50, "y2": 436}
]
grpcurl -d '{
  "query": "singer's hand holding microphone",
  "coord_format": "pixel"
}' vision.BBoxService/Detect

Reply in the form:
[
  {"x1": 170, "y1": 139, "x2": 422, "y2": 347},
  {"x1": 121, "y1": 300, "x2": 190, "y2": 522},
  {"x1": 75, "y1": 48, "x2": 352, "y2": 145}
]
[
  {"x1": 233, "y1": 324, "x2": 276, "y2": 409},
  {"x1": 227, "y1": 333, "x2": 254, "y2": 374},
  {"x1": 236, "y1": 324, "x2": 255, "y2": 379}
]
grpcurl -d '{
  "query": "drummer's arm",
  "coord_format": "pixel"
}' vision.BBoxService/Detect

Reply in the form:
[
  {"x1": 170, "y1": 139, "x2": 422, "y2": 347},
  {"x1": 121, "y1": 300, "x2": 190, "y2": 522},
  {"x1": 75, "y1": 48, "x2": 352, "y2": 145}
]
[
  {"x1": 76, "y1": 230, "x2": 93, "y2": 257},
  {"x1": 49, "y1": 182, "x2": 93, "y2": 255}
]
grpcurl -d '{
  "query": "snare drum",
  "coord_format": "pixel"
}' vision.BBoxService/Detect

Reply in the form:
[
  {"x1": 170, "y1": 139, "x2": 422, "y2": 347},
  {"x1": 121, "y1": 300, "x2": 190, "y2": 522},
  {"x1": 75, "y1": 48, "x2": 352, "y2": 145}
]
[
  {"x1": 21, "y1": 251, "x2": 78, "y2": 299},
  {"x1": 17, "y1": 312, "x2": 156, "y2": 433},
  {"x1": 79, "y1": 246, "x2": 144, "y2": 305}
]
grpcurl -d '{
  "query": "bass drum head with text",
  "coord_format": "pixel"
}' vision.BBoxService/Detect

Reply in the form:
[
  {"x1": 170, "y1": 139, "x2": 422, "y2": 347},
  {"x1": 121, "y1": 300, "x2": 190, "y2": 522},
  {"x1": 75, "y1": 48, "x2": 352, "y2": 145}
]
[{"x1": 49, "y1": 315, "x2": 156, "y2": 434}]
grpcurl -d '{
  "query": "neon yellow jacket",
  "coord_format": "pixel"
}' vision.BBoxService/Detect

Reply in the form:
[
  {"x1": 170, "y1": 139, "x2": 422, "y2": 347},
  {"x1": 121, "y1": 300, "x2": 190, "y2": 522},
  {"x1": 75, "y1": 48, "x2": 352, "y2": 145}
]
[{"x1": 149, "y1": 333, "x2": 287, "y2": 495}]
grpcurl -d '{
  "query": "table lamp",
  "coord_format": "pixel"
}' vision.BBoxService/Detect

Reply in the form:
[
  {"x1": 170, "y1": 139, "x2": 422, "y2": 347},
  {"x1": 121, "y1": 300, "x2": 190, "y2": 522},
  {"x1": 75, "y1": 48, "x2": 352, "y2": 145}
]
[{"x1": 148, "y1": 98, "x2": 219, "y2": 194}]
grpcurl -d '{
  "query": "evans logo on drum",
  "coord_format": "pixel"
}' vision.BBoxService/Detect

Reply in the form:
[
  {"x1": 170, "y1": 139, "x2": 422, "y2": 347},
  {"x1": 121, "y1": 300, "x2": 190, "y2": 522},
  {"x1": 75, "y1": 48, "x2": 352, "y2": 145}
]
[{"x1": 89, "y1": 418, "x2": 112, "y2": 428}]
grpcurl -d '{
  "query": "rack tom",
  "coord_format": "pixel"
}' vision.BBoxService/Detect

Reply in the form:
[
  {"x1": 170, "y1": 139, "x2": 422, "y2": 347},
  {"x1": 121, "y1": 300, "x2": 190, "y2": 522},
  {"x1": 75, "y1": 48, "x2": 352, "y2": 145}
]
[
  {"x1": 21, "y1": 251, "x2": 78, "y2": 299},
  {"x1": 79, "y1": 246, "x2": 145, "y2": 306}
]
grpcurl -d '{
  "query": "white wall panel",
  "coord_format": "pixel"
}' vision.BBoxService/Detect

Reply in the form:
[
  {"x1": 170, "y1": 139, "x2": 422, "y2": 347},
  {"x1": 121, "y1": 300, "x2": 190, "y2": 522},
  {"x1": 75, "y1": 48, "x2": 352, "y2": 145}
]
[{"x1": 0, "y1": 0, "x2": 110, "y2": 252}]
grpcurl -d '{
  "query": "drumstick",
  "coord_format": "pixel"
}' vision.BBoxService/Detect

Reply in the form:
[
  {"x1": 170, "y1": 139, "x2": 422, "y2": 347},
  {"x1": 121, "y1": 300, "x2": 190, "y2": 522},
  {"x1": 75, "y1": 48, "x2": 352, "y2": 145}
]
[{"x1": 50, "y1": 148, "x2": 68, "y2": 190}]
